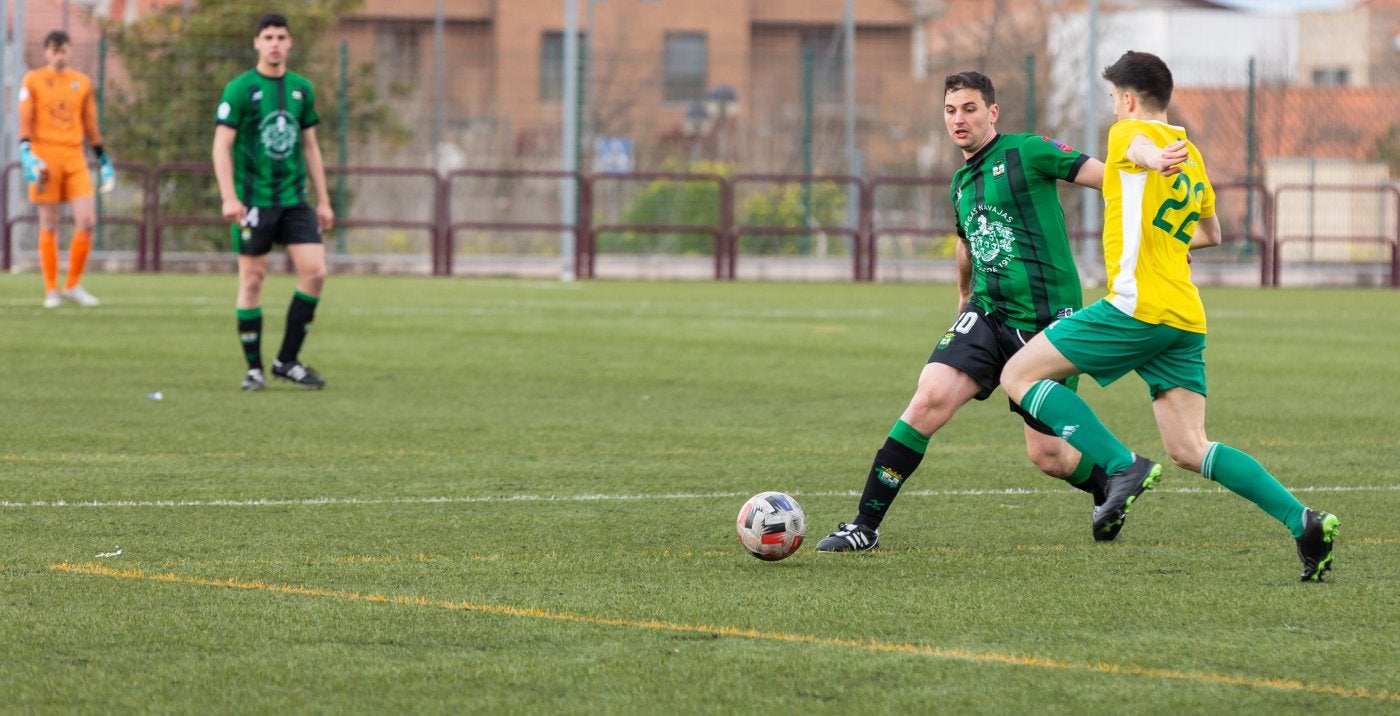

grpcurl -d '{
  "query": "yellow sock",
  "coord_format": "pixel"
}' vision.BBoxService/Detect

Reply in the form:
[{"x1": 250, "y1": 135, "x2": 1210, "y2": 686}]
[
  {"x1": 39, "y1": 229, "x2": 58, "y2": 292},
  {"x1": 66, "y1": 229, "x2": 93, "y2": 290}
]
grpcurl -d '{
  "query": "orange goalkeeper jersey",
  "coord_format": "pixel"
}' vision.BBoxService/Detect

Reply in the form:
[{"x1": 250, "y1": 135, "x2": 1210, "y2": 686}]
[{"x1": 19, "y1": 66, "x2": 102, "y2": 149}]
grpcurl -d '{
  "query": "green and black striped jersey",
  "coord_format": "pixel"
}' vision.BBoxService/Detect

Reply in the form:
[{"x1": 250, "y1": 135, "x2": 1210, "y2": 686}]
[
  {"x1": 215, "y1": 69, "x2": 320, "y2": 208},
  {"x1": 950, "y1": 133, "x2": 1089, "y2": 332}
]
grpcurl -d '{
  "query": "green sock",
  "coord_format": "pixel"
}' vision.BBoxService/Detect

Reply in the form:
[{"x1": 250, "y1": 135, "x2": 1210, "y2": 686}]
[
  {"x1": 1023, "y1": 380, "x2": 1134, "y2": 474},
  {"x1": 1202, "y1": 442, "x2": 1307, "y2": 538},
  {"x1": 889, "y1": 418, "x2": 930, "y2": 454},
  {"x1": 1065, "y1": 457, "x2": 1108, "y2": 501},
  {"x1": 1065, "y1": 456, "x2": 1096, "y2": 486}
]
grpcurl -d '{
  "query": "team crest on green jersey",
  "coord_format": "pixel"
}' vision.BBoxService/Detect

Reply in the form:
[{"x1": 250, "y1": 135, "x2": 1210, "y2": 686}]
[
  {"x1": 259, "y1": 110, "x2": 300, "y2": 160},
  {"x1": 966, "y1": 207, "x2": 1017, "y2": 270}
]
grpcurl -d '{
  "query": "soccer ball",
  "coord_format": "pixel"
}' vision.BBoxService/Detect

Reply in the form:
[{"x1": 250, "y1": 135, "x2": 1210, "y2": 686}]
[{"x1": 736, "y1": 491, "x2": 806, "y2": 561}]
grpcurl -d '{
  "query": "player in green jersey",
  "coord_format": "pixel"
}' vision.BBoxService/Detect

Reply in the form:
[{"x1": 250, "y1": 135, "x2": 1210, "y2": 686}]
[
  {"x1": 817, "y1": 71, "x2": 1184, "y2": 553},
  {"x1": 213, "y1": 13, "x2": 334, "y2": 391},
  {"x1": 1002, "y1": 51, "x2": 1338, "y2": 581}
]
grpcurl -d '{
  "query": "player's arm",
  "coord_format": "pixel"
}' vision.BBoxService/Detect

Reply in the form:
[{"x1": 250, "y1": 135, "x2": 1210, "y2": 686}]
[
  {"x1": 1190, "y1": 214, "x2": 1222, "y2": 250},
  {"x1": 955, "y1": 234, "x2": 973, "y2": 310},
  {"x1": 1069, "y1": 157, "x2": 1105, "y2": 191},
  {"x1": 17, "y1": 74, "x2": 46, "y2": 185},
  {"x1": 212, "y1": 124, "x2": 245, "y2": 224},
  {"x1": 1126, "y1": 135, "x2": 1188, "y2": 177},
  {"x1": 18, "y1": 75, "x2": 35, "y2": 142},
  {"x1": 301, "y1": 126, "x2": 334, "y2": 232},
  {"x1": 81, "y1": 83, "x2": 115, "y2": 191},
  {"x1": 81, "y1": 82, "x2": 104, "y2": 148}
]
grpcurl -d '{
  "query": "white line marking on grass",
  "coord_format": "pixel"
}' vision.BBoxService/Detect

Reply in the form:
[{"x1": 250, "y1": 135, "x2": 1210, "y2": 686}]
[
  {"x1": 0, "y1": 296, "x2": 222, "y2": 308},
  {"x1": 48, "y1": 562, "x2": 1400, "y2": 704},
  {"x1": 2, "y1": 484, "x2": 1394, "y2": 510}
]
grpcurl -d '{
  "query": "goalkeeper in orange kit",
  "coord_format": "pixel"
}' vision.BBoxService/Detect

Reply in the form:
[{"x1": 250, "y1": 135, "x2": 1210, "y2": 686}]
[{"x1": 18, "y1": 29, "x2": 115, "y2": 308}]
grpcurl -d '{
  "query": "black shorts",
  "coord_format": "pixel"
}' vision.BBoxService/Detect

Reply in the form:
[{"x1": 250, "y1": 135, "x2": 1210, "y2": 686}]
[
  {"x1": 231, "y1": 204, "x2": 322, "y2": 256},
  {"x1": 927, "y1": 303, "x2": 1077, "y2": 436}
]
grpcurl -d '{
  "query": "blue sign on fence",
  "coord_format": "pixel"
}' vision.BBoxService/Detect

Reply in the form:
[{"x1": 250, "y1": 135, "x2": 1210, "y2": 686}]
[{"x1": 593, "y1": 137, "x2": 633, "y2": 173}]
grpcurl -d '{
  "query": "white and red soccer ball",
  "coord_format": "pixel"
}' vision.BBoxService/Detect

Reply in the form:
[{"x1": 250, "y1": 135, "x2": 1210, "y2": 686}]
[{"x1": 736, "y1": 491, "x2": 806, "y2": 561}]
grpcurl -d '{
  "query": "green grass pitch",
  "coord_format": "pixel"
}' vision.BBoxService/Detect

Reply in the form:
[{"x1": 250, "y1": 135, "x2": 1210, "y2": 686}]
[{"x1": 2, "y1": 274, "x2": 1397, "y2": 713}]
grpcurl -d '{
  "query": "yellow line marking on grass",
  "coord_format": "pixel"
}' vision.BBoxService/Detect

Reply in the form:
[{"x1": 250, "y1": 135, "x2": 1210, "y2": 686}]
[
  {"x1": 50, "y1": 562, "x2": 1398, "y2": 704},
  {"x1": 1355, "y1": 536, "x2": 1400, "y2": 546},
  {"x1": 106, "y1": 535, "x2": 1396, "y2": 572},
  {"x1": 134, "y1": 549, "x2": 737, "y2": 570}
]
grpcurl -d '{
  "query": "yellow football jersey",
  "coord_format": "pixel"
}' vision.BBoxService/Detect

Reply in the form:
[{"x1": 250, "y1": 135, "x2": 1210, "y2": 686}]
[{"x1": 1101, "y1": 118, "x2": 1215, "y2": 333}]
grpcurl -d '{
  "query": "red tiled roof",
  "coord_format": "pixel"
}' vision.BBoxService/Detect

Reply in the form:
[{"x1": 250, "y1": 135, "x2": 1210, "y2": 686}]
[{"x1": 1171, "y1": 86, "x2": 1398, "y2": 181}]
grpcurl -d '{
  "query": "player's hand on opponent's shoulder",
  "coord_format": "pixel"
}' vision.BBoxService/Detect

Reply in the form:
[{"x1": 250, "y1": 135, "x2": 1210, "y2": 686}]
[
  {"x1": 1127, "y1": 135, "x2": 1188, "y2": 177},
  {"x1": 1152, "y1": 140, "x2": 1189, "y2": 177}
]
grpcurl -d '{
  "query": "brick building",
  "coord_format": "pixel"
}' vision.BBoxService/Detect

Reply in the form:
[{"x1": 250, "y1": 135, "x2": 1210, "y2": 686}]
[
  {"x1": 334, "y1": 0, "x2": 926, "y2": 173},
  {"x1": 1298, "y1": 0, "x2": 1400, "y2": 87}
]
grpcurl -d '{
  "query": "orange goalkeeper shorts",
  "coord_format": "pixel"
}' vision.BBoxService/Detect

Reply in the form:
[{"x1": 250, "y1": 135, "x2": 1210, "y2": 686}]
[{"x1": 27, "y1": 145, "x2": 94, "y2": 204}]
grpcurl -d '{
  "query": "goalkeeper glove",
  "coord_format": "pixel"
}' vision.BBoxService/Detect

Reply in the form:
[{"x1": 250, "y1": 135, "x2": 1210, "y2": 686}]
[
  {"x1": 98, "y1": 154, "x2": 116, "y2": 193},
  {"x1": 19, "y1": 141, "x2": 46, "y2": 185}
]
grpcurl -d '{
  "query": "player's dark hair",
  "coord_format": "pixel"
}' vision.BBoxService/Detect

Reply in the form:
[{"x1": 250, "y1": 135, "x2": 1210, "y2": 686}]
[
  {"x1": 43, "y1": 30, "x2": 71, "y2": 49},
  {"x1": 1102, "y1": 50, "x2": 1173, "y2": 110},
  {"x1": 944, "y1": 71, "x2": 995, "y2": 106},
  {"x1": 255, "y1": 13, "x2": 291, "y2": 35}
]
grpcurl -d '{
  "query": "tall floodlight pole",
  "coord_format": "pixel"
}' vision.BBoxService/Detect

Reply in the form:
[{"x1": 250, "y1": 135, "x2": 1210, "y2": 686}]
[
  {"x1": 560, "y1": 0, "x2": 579, "y2": 281},
  {"x1": 1, "y1": 0, "x2": 8, "y2": 227},
  {"x1": 843, "y1": 0, "x2": 859, "y2": 235},
  {"x1": 1245, "y1": 57, "x2": 1257, "y2": 242},
  {"x1": 5, "y1": 0, "x2": 24, "y2": 236},
  {"x1": 585, "y1": 0, "x2": 595, "y2": 170},
  {"x1": 1080, "y1": 0, "x2": 1101, "y2": 283},
  {"x1": 12, "y1": 0, "x2": 20, "y2": 113},
  {"x1": 431, "y1": 0, "x2": 445, "y2": 153}
]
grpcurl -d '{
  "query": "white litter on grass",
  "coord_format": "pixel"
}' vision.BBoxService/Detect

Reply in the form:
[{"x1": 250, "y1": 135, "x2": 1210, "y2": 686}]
[
  {"x1": 147, "y1": 392, "x2": 163, "y2": 401},
  {"x1": 95, "y1": 546, "x2": 122, "y2": 558}
]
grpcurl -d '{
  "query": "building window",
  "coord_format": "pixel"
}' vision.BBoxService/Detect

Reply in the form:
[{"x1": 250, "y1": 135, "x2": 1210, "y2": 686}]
[
  {"x1": 1312, "y1": 67, "x2": 1350, "y2": 87},
  {"x1": 664, "y1": 32, "x2": 707, "y2": 103},
  {"x1": 375, "y1": 23, "x2": 421, "y2": 94},
  {"x1": 801, "y1": 29, "x2": 846, "y2": 105},
  {"x1": 541, "y1": 31, "x2": 588, "y2": 103}
]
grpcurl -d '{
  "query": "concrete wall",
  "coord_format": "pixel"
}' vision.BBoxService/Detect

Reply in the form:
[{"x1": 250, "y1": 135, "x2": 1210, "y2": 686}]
[{"x1": 1266, "y1": 158, "x2": 1396, "y2": 264}]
